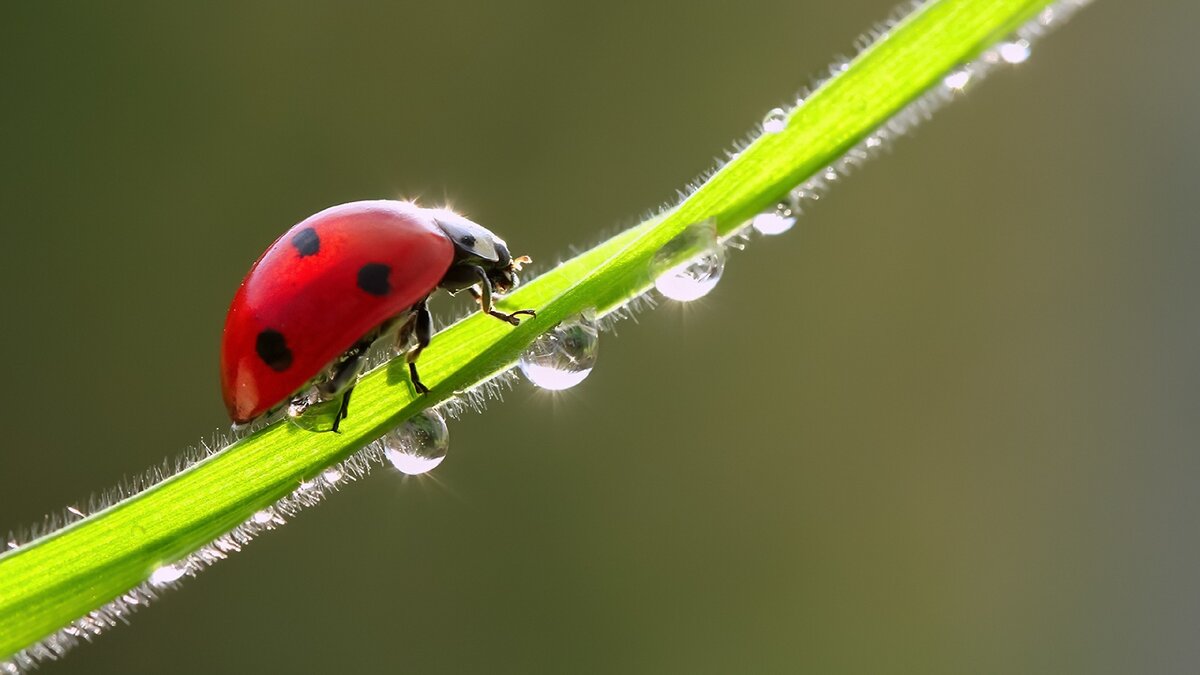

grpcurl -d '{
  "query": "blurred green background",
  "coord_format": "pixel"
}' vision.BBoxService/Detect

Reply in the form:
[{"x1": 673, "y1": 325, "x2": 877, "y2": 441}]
[{"x1": 2, "y1": 1, "x2": 1197, "y2": 673}]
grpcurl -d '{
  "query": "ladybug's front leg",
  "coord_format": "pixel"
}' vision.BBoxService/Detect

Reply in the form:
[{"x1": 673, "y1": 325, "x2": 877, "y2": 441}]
[{"x1": 470, "y1": 266, "x2": 536, "y2": 325}]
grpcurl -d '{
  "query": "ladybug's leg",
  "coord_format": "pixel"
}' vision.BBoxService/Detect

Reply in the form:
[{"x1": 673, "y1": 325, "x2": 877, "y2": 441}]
[
  {"x1": 470, "y1": 266, "x2": 536, "y2": 325},
  {"x1": 319, "y1": 338, "x2": 372, "y2": 433},
  {"x1": 406, "y1": 298, "x2": 433, "y2": 395}
]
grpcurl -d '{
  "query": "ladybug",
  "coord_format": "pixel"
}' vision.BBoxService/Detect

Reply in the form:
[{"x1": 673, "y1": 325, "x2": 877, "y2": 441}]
[{"x1": 221, "y1": 200, "x2": 534, "y2": 431}]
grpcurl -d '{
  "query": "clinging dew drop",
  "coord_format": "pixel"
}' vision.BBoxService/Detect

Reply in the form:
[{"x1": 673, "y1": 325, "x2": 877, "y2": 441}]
[
  {"x1": 652, "y1": 219, "x2": 726, "y2": 302},
  {"x1": 286, "y1": 387, "x2": 344, "y2": 433},
  {"x1": 148, "y1": 563, "x2": 188, "y2": 588},
  {"x1": 999, "y1": 40, "x2": 1031, "y2": 64},
  {"x1": 518, "y1": 312, "x2": 600, "y2": 390},
  {"x1": 762, "y1": 107, "x2": 788, "y2": 134},
  {"x1": 752, "y1": 201, "x2": 797, "y2": 235},
  {"x1": 383, "y1": 409, "x2": 450, "y2": 476}
]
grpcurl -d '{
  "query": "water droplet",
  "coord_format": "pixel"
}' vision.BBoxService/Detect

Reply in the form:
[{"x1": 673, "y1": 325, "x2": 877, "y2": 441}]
[
  {"x1": 66, "y1": 505, "x2": 85, "y2": 519},
  {"x1": 322, "y1": 467, "x2": 343, "y2": 484},
  {"x1": 865, "y1": 135, "x2": 883, "y2": 149},
  {"x1": 762, "y1": 107, "x2": 788, "y2": 134},
  {"x1": 252, "y1": 508, "x2": 276, "y2": 525},
  {"x1": 752, "y1": 202, "x2": 796, "y2": 236},
  {"x1": 384, "y1": 409, "x2": 449, "y2": 476},
  {"x1": 298, "y1": 478, "x2": 319, "y2": 492},
  {"x1": 655, "y1": 249, "x2": 725, "y2": 301},
  {"x1": 943, "y1": 69, "x2": 971, "y2": 91},
  {"x1": 999, "y1": 40, "x2": 1031, "y2": 64},
  {"x1": 149, "y1": 563, "x2": 188, "y2": 588},
  {"x1": 519, "y1": 312, "x2": 600, "y2": 390},
  {"x1": 5, "y1": 540, "x2": 17, "y2": 550},
  {"x1": 653, "y1": 220, "x2": 725, "y2": 302},
  {"x1": 287, "y1": 387, "x2": 344, "y2": 433},
  {"x1": 824, "y1": 168, "x2": 838, "y2": 181}
]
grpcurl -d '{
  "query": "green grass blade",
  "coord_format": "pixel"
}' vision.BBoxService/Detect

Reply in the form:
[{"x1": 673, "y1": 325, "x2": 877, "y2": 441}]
[{"x1": 0, "y1": 0, "x2": 1080, "y2": 661}]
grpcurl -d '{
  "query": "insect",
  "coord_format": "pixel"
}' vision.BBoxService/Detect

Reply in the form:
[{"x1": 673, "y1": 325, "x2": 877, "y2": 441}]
[{"x1": 220, "y1": 200, "x2": 534, "y2": 431}]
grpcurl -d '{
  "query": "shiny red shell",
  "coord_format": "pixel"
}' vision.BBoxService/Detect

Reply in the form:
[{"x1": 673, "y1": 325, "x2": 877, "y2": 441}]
[{"x1": 221, "y1": 200, "x2": 455, "y2": 423}]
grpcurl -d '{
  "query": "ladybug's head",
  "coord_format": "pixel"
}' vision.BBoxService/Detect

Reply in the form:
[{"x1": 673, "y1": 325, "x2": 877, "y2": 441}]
[{"x1": 432, "y1": 209, "x2": 531, "y2": 295}]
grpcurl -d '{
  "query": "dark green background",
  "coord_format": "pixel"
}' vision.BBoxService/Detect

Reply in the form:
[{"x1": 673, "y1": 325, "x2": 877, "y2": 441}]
[{"x1": 2, "y1": 2, "x2": 1197, "y2": 673}]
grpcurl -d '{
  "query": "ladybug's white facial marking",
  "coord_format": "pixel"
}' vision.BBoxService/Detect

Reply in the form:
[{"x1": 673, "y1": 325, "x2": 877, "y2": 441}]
[
  {"x1": 430, "y1": 209, "x2": 501, "y2": 263},
  {"x1": 356, "y1": 263, "x2": 392, "y2": 296},
  {"x1": 256, "y1": 329, "x2": 294, "y2": 372},
  {"x1": 291, "y1": 227, "x2": 320, "y2": 257}
]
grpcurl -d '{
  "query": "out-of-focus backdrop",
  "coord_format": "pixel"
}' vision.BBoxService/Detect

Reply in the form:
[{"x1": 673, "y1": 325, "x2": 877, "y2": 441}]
[{"x1": 2, "y1": 2, "x2": 1196, "y2": 673}]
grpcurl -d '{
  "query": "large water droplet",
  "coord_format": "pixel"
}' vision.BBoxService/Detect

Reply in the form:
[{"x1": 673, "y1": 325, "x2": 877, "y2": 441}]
[
  {"x1": 384, "y1": 409, "x2": 449, "y2": 476},
  {"x1": 999, "y1": 40, "x2": 1031, "y2": 64},
  {"x1": 148, "y1": 562, "x2": 188, "y2": 588},
  {"x1": 752, "y1": 201, "x2": 796, "y2": 236},
  {"x1": 653, "y1": 220, "x2": 725, "y2": 302},
  {"x1": 519, "y1": 312, "x2": 599, "y2": 390},
  {"x1": 762, "y1": 107, "x2": 788, "y2": 134}
]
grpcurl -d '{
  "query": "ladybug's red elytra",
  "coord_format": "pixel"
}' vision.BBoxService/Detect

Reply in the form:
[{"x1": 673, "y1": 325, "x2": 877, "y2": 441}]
[{"x1": 220, "y1": 200, "x2": 534, "y2": 431}]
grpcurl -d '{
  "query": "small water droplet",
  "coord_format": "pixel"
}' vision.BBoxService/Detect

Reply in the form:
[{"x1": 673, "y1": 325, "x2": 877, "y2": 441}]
[
  {"x1": 149, "y1": 563, "x2": 188, "y2": 588},
  {"x1": 5, "y1": 540, "x2": 18, "y2": 550},
  {"x1": 298, "y1": 478, "x2": 319, "y2": 492},
  {"x1": 384, "y1": 409, "x2": 449, "y2": 476},
  {"x1": 752, "y1": 202, "x2": 796, "y2": 236},
  {"x1": 252, "y1": 508, "x2": 276, "y2": 525},
  {"x1": 762, "y1": 107, "x2": 788, "y2": 134},
  {"x1": 653, "y1": 220, "x2": 725, "y2": 302},
  {"x1": 824, "y1": 168, "x2": 838, "y2": 181},
  {"x1": 865, "y1": 135, "x2": 883, "y2": 149},
  {"x1": 999, "y1": 40, "x2": 1031, "y2": 64},
  {"x1": 287, "y1": 387, "x2": 344, "y2": 433},
  {"x1": 943, "y1": 69, "x2": 971, "y2": 91},
  {"x1": 519, "y1": 312, "x2": 600, "y2": 390},
  {"x1": 66, "y1": 505, "x2": 85, "y2": 519},
  {"x1": 322, "y1": 467, "x2": 343, "y2": 484}
]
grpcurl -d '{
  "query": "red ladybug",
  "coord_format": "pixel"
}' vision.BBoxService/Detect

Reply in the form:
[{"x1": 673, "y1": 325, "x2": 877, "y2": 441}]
[{"x1": 221, "y1": 200, "x2": 533, "y2": 430}]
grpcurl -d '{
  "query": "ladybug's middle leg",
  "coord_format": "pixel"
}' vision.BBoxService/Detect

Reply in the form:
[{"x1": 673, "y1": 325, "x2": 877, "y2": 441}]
[
  {"x1": 405, "y1": 298, "x2": 433, "y2": 395},
  {"x1": 320, "y1": 338, "x2": 372, "y2": 432}
]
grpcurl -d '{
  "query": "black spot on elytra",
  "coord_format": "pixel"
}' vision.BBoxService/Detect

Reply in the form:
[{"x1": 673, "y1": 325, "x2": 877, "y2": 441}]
[
  {"x1": 291, "y1": 227, "x2": 320, "y2": 257},
  {"x1": 357, "y1": 263, "x2": 391, "y2": 296},
  {"x1": 256, "y1": 329, "x2": 293, "y2": 372}
]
